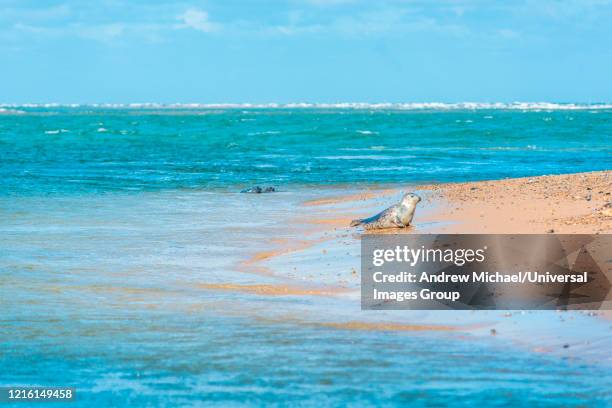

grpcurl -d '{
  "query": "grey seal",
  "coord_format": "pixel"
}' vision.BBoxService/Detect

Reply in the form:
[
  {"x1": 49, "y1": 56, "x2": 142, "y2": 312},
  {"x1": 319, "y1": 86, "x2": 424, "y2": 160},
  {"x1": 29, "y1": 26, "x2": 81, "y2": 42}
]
[{"x1": 350, "y1": 193, "x2": 421, "y2": 230}]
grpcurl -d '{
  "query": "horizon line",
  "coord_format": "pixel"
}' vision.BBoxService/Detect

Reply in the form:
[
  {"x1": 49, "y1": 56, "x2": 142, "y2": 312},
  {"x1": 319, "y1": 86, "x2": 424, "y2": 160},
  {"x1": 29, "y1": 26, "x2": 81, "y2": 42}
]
[{"x1": 2, "y1": 101, "x2": 612, "y2": 111}]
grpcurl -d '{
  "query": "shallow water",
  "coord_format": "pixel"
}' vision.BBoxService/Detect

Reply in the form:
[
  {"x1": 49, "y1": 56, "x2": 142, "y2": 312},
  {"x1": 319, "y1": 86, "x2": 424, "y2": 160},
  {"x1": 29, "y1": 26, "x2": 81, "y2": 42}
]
[
  {"x1": 1, "y1": 107, "x2": 612, "y2": 406},
  {"x1": 4, "y1": 315, "x2": 612, "y2": 406},
  {"x1": 2, "y1": 189, "x2": 612, "y2": 406}
]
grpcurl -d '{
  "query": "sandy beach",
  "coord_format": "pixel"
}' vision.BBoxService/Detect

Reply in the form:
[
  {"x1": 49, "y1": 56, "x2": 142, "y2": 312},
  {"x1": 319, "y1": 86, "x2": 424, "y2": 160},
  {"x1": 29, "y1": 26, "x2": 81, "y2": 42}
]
[
  {"x1": 214, "y1": 171, "x2": 612, "y2": 362},
  {"x1": 242, "y1": 170, "x2": 612, "y2": 286},
  {"x1": 299, "y1": 170, "x2": 612, "y2": 234},
  {"x1": 418, "y1": 170, "x2": 612, "y2": 234}
]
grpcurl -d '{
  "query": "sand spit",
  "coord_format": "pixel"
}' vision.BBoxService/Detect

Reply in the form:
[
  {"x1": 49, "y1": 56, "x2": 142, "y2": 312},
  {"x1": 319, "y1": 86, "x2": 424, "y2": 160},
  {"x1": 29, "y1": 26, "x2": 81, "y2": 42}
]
[{"x1": 418, "y1": 171, "x2": 611, "y2": 234}]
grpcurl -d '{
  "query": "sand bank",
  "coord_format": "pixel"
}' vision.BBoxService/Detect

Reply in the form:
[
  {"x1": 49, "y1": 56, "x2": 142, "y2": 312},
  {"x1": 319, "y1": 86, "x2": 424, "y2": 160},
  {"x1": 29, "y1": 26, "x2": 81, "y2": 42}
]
[
  {"x1": 198, "y1": 172, "x2": 612, "y2": 362},
  {"x1": 221, "y1": 171, "x2": 611, "y2": 295},
  {"x1": 417, "y1": 171, "x2": 611, "y2": 234}
]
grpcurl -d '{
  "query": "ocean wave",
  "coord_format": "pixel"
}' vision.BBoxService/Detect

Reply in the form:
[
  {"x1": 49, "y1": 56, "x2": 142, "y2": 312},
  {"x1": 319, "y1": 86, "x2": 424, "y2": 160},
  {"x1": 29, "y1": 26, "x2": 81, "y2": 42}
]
[
  {"x1": 0, "y1": 108, "x2": 26, "y2": 114},
  {"x1": 481, "y1": 145, "x2": 538, "y2": 151},
  {"x1": 253, "y1": 164, "x2": 277, "y2": 168},
  {"x1": 247, "y1": 131, "x2": 281, "y2": 136},
  {"x1": 44, "y1": 129, "x2": 70, "y2": 134},
  {"x1": 2, "y1": 102, "x2": 612, "y2": 111},
  {"x1": 339, "y1": 146, "x2": 471, "y2": 152},
  {"x1": 352, "y1": 166, "x2": 418, "y2": 172},
  {"x1": 317, "y1": 155, "x2": 417, "y2": 160}
]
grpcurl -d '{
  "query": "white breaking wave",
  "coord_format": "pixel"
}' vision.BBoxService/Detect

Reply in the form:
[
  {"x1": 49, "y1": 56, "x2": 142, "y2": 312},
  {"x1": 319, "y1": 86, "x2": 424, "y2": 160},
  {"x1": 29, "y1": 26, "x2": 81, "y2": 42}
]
[
  {"x1": 247, "y1": 130, "x2": 281, "y2": 136},
  {"x1": 1, "y1": 102, "x2": 612, "y2": 110},
  {"x1": 0, "y1": 107, "x2": 26, "y2": 114},
  {"x1": 317, "y1": 155, "x2": 417, "y2": 160},
  {"x1": 352, "y1": 166, "x2": 418, "y2": 172},
  {"x1": 44, "y1": 129, "x2": 70, "y2": 134}
]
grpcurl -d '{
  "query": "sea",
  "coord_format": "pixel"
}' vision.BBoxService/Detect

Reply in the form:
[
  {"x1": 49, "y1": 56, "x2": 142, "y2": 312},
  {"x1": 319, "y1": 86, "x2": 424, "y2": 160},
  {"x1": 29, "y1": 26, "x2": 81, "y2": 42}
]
[{"x1": 1, "y1": 104, "x2": 611, "y2": 406}]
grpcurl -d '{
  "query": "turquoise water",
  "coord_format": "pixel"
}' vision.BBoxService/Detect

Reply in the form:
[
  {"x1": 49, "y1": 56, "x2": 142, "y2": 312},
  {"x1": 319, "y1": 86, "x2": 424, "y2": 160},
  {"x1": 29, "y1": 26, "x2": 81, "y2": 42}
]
[
  {"x1": 1, "y1": 106, "x2": 612, "y2": 406},
  {"x1": 1, "y1": 107, "x2": 611, "y2": 195}
]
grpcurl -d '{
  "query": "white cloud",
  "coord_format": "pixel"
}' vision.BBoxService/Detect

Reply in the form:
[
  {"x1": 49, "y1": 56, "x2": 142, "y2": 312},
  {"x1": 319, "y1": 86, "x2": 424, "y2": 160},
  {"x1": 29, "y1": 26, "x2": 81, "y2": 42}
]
[{"x1": 176, "y1": 8, "x2": 220, "y2": 33}]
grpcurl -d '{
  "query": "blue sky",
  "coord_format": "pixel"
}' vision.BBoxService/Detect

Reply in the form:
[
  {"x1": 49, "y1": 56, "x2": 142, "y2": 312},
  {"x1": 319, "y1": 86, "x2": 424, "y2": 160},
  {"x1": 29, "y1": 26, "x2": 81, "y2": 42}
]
[{"x1": 1, "y1": 0, "x2": 611, "y2": 103}]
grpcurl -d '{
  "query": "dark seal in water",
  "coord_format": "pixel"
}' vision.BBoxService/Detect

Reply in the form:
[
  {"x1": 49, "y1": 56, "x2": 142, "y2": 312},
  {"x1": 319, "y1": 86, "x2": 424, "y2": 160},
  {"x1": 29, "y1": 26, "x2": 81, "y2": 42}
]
[{"x1": 240, "y1": 186, "x2": 276, "y2": 193}]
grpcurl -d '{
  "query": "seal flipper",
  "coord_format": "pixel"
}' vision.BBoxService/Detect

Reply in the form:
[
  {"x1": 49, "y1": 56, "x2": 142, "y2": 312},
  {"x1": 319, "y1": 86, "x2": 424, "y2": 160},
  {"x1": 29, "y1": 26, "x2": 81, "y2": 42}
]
[
  {"x1": 351, "y1": 212, "x2": 381, "y2": 227},
  {"x1": 394, "y1": 216, "x2": 405, "y2": 228}
]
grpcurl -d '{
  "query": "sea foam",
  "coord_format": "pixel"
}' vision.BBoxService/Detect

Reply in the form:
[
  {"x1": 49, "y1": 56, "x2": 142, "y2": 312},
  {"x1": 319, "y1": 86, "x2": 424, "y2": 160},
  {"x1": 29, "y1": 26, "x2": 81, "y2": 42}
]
[{"x1": 2, "y1": 102, "x2": 612, "y2": 111}]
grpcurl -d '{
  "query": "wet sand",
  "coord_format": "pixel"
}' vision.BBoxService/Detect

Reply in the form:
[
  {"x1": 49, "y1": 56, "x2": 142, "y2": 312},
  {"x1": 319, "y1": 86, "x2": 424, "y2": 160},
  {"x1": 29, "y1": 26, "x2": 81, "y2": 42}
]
[
  {"x1": 215, "y1": 171, "x2": 612, "y2": 296},
  {"x1": 201, "y1": 171, "x2": 612, "y2": 361}
]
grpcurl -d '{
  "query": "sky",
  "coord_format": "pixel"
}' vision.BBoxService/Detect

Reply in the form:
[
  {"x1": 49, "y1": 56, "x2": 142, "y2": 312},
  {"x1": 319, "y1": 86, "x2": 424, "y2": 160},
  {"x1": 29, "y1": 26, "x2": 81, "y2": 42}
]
[{"x1": 1, "y1": 0, "x2": 611, "y2": 104}]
